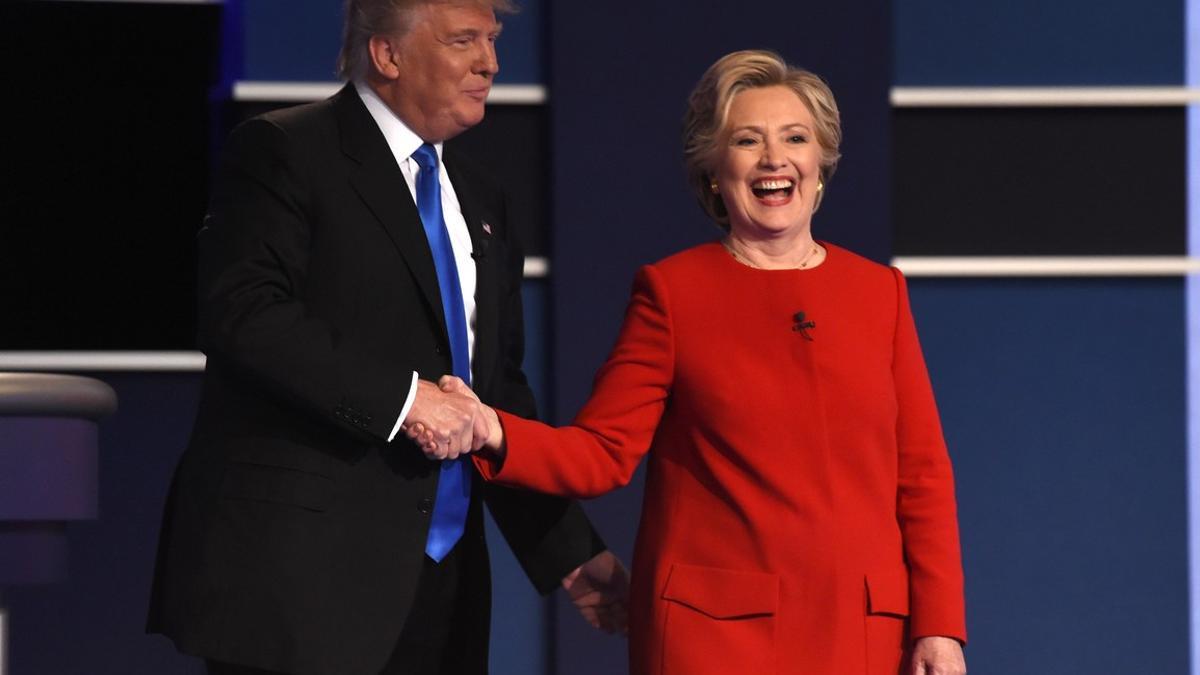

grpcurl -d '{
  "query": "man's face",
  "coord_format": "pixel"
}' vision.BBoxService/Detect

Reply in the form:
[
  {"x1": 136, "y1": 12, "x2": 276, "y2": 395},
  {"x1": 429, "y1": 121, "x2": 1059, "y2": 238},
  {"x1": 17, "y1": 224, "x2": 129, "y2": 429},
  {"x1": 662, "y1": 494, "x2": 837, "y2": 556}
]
[{"x1": 386, "y1": 3, "x2": 501, "y2": 141}]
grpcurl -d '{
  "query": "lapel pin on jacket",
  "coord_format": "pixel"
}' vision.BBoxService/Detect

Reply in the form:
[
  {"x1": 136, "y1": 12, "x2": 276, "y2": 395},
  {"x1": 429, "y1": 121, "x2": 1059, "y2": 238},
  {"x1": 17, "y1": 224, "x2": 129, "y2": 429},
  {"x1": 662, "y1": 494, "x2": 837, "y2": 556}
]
[{"x1": 472, "y1": 221, "x2": 492, "y2": 260}]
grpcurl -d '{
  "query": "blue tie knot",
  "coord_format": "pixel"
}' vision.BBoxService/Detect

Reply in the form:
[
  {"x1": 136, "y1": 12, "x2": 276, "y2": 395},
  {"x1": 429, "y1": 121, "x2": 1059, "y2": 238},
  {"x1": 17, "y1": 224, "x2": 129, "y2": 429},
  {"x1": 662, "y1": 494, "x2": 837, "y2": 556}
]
[{"x1": 412, "y1": 142, "x2": 439, "y2": 173}]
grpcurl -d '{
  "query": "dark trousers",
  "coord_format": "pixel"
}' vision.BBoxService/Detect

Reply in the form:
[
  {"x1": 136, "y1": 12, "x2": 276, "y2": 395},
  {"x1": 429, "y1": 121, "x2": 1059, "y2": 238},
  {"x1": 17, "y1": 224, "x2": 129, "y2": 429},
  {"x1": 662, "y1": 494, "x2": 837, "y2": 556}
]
[{"x1": 207, "y1": 521, "x2": 490, "y2": 675}]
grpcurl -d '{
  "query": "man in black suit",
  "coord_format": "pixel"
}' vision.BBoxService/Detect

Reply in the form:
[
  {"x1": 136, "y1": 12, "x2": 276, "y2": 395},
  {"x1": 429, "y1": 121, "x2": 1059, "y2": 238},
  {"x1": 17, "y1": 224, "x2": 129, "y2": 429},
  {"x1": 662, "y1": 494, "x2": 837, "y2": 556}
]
[{"x1": 148, "y1": 2, "x2": 627, "y2": 674}]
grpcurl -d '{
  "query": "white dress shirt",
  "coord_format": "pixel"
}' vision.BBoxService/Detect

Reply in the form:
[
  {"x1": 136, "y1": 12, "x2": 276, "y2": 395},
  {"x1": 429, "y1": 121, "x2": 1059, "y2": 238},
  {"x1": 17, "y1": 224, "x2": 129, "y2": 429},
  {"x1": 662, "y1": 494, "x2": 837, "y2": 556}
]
[{"x1": 355, "y1": 82, "x2": 478, "y2": 442}]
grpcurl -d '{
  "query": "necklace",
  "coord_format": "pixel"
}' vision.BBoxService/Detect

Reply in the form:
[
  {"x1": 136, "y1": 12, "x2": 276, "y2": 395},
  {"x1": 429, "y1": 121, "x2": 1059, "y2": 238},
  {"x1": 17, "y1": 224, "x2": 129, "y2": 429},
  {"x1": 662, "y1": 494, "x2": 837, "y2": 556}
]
[{"x1": 722, "y1": 239, "x2": 823, "y2": 270}]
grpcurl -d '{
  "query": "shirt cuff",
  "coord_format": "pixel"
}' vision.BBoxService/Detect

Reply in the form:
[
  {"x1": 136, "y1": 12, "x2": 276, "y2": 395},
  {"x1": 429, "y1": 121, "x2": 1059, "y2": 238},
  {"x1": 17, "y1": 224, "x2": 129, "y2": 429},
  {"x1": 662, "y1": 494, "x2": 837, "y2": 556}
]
[{"x1": 387, "y1": 371, "x2": 420, "y2": 442}]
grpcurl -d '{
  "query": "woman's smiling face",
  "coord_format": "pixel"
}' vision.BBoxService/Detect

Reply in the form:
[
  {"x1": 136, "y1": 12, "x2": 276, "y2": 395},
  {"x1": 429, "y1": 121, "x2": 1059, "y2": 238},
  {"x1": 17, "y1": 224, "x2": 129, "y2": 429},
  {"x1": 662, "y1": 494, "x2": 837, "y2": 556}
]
[{"x1": 711, "y1": 85, "x2": 824, "y2": 238}]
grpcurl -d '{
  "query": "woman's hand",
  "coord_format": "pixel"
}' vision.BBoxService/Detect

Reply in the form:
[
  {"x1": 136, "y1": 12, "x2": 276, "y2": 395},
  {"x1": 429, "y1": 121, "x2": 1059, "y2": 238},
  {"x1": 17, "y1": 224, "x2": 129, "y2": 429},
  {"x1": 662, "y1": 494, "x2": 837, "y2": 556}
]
[{"x1": 911, "y1": 636, "x2": 966, "y2": 675}]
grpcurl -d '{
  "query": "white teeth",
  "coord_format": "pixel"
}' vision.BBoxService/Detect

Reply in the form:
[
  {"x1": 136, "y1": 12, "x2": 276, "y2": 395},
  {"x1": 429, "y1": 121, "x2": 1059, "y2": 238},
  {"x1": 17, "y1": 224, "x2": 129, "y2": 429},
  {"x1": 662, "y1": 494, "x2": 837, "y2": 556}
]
[{"x1": 752, "y1": 179, "x2": 794, "y2": 190}]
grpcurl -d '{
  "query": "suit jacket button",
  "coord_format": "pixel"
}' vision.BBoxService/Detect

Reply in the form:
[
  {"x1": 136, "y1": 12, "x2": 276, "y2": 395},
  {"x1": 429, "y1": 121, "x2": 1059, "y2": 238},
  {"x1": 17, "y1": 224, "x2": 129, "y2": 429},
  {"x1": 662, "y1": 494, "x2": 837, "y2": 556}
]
[
  {"x1": 417, "y1": 498, "x2": 433, "y2": 515},
  {"x1": 435, "y1": 345, "x2": 445, "y2": 355}
]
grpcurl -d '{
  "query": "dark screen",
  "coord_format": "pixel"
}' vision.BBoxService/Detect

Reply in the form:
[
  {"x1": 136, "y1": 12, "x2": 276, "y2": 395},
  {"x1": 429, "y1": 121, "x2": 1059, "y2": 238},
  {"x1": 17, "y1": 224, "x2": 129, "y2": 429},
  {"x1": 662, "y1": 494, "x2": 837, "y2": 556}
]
[{"x1": 0, "y1": 1, "x2": 221, "y2": 349}]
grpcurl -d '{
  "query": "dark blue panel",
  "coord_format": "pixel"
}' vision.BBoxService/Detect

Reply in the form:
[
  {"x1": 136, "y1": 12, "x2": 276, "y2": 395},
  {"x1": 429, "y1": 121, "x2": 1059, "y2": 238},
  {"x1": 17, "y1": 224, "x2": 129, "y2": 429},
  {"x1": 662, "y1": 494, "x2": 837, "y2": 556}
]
[
  {"x1": 495, "y1": 0, "x2": 543, "y2": 85},
  {"x1": 484, "y1": 280, "x2": 554, "y2": 673},
  {"x1": 485, "y1": 505, "x2": 551, "y2": 674},
  {"x1": 485, "y1": 280, "x2": 556, "y2": 674},
  {"x1": 895, "y1": 0, "x2": 1185, "y2": 85},
  {"x1": 242, "y1": 0, "x2": 343, "y2": 81},
  {"x1": 552, "y1": 468, "x2": 645, "y2": 675},
  {"x1": 485, "y1": 521, "x2": 550, "y2": 674},
  {"x1": 520, "y1": 279, "x2": 550, "y2": 411},
  {"x1": 908, "y1": 278, "x2": 1187, "y2": 674},
  {"x1": 216, "y1": 0, "x2": 245, "y2": 90},
  {"x1": 241, "y1": 0, "x2": 543, "y2": 84}
]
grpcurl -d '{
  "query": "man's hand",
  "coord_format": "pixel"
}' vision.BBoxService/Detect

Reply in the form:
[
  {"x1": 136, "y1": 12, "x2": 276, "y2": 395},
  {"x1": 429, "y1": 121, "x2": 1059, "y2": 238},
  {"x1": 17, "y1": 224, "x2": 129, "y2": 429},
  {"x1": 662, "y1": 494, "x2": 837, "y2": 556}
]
[
  {"x1": 911, "y1": 636, "x2": 966, "y2": 675},
  {"x1": 402, "y1": 379, "x2": 489, "y2": 460},
  {"x1": 436, "y1": 375, "x2": 504, "y2": 451},
  {"x1": 562, "y1": 550, "x2": 630, "y2": 635}
]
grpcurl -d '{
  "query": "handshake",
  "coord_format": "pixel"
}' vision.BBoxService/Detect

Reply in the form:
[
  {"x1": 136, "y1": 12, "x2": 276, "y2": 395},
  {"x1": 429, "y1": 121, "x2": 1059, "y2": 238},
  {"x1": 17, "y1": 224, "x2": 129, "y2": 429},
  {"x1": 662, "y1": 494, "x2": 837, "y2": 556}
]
[
  {"x1": 406, "y1": 378, "x2": 632, "y2": 636},
  {"x1": 401, "y1": 376, "x2": 504, "y2": 461}
]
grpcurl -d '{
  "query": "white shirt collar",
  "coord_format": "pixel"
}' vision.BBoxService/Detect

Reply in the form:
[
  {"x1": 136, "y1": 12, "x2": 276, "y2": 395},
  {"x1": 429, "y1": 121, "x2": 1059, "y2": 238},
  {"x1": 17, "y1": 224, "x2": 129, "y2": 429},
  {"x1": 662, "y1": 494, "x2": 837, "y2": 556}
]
[{"x1": 354, "y1": 81, "x2": 443, "y2": 168}]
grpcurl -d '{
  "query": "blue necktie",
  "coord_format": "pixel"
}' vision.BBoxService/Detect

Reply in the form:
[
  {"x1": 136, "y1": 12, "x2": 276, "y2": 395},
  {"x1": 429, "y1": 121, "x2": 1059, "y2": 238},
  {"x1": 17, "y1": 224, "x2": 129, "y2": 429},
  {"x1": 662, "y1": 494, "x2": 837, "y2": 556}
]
[{"x1": 412, "y1": 142, "x2": 472, "y2": 562}]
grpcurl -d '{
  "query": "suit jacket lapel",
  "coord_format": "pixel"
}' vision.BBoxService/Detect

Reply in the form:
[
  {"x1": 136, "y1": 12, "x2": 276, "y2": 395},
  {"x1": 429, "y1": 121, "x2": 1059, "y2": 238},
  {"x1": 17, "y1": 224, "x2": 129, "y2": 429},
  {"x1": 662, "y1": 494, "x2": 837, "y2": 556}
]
[
  {"x1": 444, "y1": 154, "x2": 499, "y2": 395},
  {"x1": 333, "y1": 85, "x2": 449, "y2": 343}
]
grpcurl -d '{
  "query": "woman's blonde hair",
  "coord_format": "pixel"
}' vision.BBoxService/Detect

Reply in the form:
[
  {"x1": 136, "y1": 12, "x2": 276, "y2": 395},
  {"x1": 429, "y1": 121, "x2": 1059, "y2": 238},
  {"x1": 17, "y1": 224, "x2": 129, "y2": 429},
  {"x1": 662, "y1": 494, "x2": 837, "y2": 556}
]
[{"x1": 682, "y1": 50, "x2": 842, "y2": 227}]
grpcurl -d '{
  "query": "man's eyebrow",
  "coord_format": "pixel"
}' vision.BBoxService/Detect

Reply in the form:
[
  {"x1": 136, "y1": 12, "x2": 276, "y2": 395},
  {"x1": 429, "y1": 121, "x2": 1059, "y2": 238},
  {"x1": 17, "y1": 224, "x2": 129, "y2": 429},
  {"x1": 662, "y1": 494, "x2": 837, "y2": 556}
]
[{"x1": 446, "y1": 22, "x2": 503, "y2": 38}]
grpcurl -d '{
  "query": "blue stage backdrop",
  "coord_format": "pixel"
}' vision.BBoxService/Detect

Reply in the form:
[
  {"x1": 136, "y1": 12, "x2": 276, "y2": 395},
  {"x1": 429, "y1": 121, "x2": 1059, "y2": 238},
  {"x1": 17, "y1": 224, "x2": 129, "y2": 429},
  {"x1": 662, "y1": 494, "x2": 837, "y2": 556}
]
[{"x1": 895, "y1": 0, "x2": 1184, "y2": 84}]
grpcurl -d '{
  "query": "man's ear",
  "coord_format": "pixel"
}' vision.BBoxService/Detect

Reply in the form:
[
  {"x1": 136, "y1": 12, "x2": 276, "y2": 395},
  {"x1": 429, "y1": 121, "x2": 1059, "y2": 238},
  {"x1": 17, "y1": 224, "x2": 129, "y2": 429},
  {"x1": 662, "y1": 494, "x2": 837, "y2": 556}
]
[{"x1": 367, "y1": 34, "x2": 402, "y2": 80}]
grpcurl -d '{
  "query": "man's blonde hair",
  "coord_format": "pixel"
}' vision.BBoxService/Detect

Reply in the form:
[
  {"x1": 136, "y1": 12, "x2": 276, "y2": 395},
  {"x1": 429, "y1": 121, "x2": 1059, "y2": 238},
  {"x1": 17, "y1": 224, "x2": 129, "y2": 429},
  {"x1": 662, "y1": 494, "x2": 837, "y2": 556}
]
[{"x1": 336, "y1": 0, "x2": 518, "y2": 81}]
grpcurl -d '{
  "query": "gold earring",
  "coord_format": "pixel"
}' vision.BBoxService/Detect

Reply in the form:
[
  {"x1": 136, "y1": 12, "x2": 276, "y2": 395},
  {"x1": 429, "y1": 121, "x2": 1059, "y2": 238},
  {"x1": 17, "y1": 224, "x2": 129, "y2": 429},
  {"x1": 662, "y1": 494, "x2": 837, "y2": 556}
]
[
  {"x1": 710, "y1": 180, "x2": 720, "y2": 194},
  {"x1": 817, "y1": 181, "x2": 824, "y2": 191}
]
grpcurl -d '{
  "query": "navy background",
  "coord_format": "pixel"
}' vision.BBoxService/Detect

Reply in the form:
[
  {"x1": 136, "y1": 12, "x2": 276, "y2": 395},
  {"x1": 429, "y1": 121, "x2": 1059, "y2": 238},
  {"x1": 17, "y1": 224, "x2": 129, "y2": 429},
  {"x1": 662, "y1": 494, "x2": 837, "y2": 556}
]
[
  {"x1": 894, "y1": 0, "x2": 1184, "y2": 85},
  {"x1": 1, "y1": 0, "x2": 1193, "y2": 674}
]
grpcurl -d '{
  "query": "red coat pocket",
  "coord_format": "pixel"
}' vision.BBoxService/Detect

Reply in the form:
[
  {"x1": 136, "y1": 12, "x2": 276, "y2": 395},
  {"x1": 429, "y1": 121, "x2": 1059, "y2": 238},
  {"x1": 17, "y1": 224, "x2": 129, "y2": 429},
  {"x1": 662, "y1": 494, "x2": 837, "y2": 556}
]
[
  {"x1": 864, "y1": 568, "x2": 910, "y2": 675},
  {"x1": 659, "y1": 563, "x2": 779, "y2": 674}
]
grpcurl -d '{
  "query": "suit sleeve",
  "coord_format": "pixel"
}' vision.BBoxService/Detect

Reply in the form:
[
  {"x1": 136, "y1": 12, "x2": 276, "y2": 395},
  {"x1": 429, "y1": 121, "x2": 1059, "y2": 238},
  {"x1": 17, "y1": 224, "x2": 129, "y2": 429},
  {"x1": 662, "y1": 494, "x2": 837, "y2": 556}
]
[
  {"x1": 490, "y1": 194, "x2": 538, "y2": 419},
  {"x1": 197, "y1": 118, "x2": 411, "y2": 442},
  {"x1": 890, "y1": 268, "x2": 967, "y2": 643},
  {"x1": 475, "y1": 264, "x2": 674, "y2": 499}
]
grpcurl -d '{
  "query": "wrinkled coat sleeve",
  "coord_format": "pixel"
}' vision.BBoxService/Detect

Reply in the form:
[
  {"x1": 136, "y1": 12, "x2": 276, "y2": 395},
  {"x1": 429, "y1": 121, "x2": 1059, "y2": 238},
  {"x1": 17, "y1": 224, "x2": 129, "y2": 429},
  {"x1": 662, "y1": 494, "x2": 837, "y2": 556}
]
[
  {"x1": 890, "y1": 268, "x2": 967, "y2": 642},
  {"x1": 475, "y1": 265, "x2": 674, "y2": 498}
]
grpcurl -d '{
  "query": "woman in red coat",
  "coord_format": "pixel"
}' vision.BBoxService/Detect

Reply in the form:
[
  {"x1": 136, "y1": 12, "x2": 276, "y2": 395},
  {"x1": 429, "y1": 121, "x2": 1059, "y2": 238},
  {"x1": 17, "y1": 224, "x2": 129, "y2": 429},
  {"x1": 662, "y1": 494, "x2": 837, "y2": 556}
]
[{"x1": 418, "y1": 50, "x2": 967, "y2": 675}]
